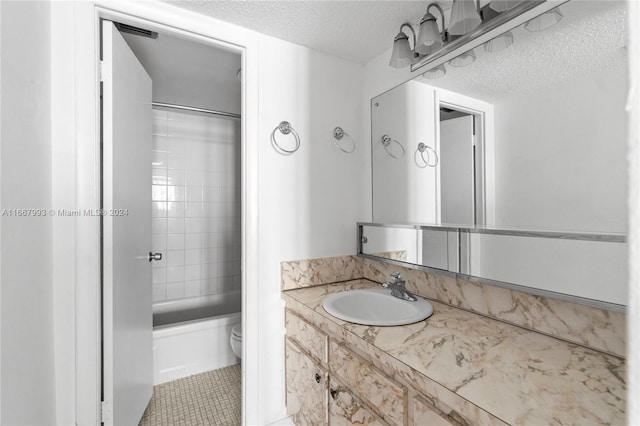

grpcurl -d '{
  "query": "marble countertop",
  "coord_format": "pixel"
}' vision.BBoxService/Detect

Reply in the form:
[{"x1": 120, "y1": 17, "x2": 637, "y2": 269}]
[{"x1": 283, "y1": 279, "x2": 626, "y2": 425}]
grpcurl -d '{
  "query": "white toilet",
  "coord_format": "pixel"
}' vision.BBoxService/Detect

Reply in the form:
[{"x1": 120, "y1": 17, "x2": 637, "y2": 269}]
[{"x1": 230, "y1": 323, "x2": 242, "y2": 359}]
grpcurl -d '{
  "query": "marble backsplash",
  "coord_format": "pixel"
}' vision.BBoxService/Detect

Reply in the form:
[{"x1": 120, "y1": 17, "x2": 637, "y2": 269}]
[
  {"x1": 281, "y1": 254, "x2": 625, "y2": 358},
  {"x1": 281, "y1": 255, "x2": 362, "y2": 291}
]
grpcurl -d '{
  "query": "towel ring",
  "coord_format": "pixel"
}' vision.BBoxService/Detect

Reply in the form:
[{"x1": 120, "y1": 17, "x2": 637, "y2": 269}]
[
  {"x1": 332, "y1": 127, "x2": 355, "y2": 154},
  {"x1": 415, "y1": 142, "x2": 438, "y2": 168},
  {"x1": 271, "y1": 121, "x2": 300, "y2": 155},
  {"x1": 381, "y1": 135, "x2": 405, "y2": 159}
]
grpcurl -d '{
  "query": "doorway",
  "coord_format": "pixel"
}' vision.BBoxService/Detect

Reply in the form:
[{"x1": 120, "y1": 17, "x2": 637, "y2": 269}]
[
  {"x1": 100, "y1": 19, "x2": 243, "y2": 425},
  {"x1": 437, "y1": 103, "x2": 486, "y2": 226}
]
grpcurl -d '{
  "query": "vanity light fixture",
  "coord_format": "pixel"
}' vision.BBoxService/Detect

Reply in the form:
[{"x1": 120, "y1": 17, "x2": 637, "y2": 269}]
[
  {"x1": 524, "y1": 7, "x2": 563, "y2": 32},
  {"x1": 390, "y1": 0, "x2": 569, "y2": 72},
  {"x1": 448, "y1": 49, "x2": 476, "y2": 67},
  {"x1": 422, "y1": 64, "x2": 447, "y2": 79},
  {"x1": 415, "y1": 3, "x2": 447, "y2": 55},
  {"x1": 489, "y1": 0, "x2": 523, "y2": 13},
  {"x1": 449, "y1": 0, "x2": 482, "y2": 36},
  {"x1": 481, "y1": 6, "x2": 514, "y2": 53},
  {"x1": 389, "y1": 23, "x2": 418, "y2": 68},
  {"x1": 484, "y1": 30, "x2": 514, "y2": 52}
]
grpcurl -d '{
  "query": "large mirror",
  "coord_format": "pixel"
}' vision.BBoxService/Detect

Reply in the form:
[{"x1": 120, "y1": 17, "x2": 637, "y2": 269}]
[
  {"x1": 372, "y1": 0, "x2": 626, "y2": 233},
  {"x1": 368, "y1": 0, "x2": 628, "y2": 306}
]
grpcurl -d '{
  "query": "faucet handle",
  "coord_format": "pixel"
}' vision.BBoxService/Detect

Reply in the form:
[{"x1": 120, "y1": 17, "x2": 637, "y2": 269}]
[
  {"x1": 384, "y1": 272, "x2": 403, "y2": 289},
  {"x1": 391, "y1": 272, "x2": 402, "y2": 281}
]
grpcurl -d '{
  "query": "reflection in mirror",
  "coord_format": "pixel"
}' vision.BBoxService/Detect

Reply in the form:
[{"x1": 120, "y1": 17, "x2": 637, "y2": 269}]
[
  {"x1": 372, "y1": 0, "x2": 627, "y2": 234},
  {"x1": 360, "y1": 225, "x2": 418, "y2": 264},
  {"x1": 361, "y1": 224, "x2": 460, "y2": 272},
  {"x1": 372, "y1": 85, "x2": 491, "y2": 226},
  {"x1": 439, "y1": 107, "x2": 477, "y2": 224},
  {"x1": 463, "y1": 230, "x2": 627, "y2": 306},
  {"x1": 369, "y1": 1, "x2": 628, "y2": 306}
]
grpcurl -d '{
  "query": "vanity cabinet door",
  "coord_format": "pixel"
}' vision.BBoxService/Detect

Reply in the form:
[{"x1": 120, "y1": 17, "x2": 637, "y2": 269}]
[
  {"x1": 286, "y1": 338, "x2": 328, "y2": 426},
  {"x1": 329, "y1": 342, "x2": 406, "y2": 426},
  {"x1": 329, "y1": 377, "x2": 387, "y2": 426},
  {"x1": 286, "y1": 310, "x2": 328, "y2": 366}
]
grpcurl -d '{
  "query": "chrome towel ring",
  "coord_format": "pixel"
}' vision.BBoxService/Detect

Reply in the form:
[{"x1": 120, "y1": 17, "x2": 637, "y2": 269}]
[
  {"x1": 415, "y1": 142, "x2": 438, "y2": 168},
  {"x1": 381, "y1": 135, "x2": 405, "y2": 159},
  {"x1": 271, "y1": 121, "x2": 300, "y2": 155},
  {"x1": 332, "y1": 127, "x2": 355, "y2": 154}
]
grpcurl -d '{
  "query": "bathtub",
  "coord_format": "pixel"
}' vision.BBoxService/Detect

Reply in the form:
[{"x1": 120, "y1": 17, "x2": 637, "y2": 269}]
[{"x1": 152, "y1": 291, "x2": 241, "y2": 385}]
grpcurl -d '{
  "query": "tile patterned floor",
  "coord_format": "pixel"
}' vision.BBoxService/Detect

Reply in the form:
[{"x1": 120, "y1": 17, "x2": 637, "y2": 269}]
[{"x1": 139, "y1": 364, "x2": 241, "y2": 426}]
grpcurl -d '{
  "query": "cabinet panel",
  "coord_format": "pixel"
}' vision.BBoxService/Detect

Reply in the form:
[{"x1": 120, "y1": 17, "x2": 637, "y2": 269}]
[
  {"x1": 286, "y1": 310, "x2": 328, "y2": 366},
  {"x1": 330, "y1": 341, "x2": 406, "y2": 426},
  {"x1": 286, "y1": 338, "x2": 327, "y2": 426},
  {"x1": 329, "y1": 377, "x2": 387, "y2": 426},
  {"x1": 412, "y1": 395, "x2": 458, "y2": 426}
]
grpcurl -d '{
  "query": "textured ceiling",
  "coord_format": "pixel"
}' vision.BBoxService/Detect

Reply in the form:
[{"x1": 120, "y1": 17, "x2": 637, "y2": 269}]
[
  {"x1": 163, "y1": 0, "x2": 455, "y2": 64},
  {"x1": 417, "y1": 0, "x2": 627, "y2": 102},
  {"x1": 161, "y1": 0, "x2": 626, "y2": 101}
]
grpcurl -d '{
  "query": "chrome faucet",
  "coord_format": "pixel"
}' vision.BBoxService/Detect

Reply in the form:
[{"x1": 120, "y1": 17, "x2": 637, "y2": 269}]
[{"x1": 383, "y1": 272, "x2": 417, "y2": 301}]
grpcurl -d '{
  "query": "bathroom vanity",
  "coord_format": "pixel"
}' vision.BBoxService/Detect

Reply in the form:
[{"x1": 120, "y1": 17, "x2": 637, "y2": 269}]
[{"x1": 281, "y1": 256, "x2": 626, "y2": 425}]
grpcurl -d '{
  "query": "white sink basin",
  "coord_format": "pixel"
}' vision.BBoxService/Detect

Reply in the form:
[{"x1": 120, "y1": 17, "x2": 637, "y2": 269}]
[{"x1": 322, "y1": 288, "x2": 433, "y2": 326}]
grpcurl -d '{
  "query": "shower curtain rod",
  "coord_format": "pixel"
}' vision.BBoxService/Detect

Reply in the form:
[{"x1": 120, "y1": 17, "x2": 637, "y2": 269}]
[{"x1": 152, "y1": 102, "x2": 241, "y2": 120}]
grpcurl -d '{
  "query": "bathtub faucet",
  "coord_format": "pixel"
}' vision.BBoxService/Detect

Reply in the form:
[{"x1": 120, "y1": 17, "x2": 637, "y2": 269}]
[{"x1": 383, "y1": 272, "x2": 417, "y2": 301}]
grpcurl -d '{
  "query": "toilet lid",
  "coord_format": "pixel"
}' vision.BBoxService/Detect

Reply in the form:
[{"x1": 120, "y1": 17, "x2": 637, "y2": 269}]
[{"x1": 231, "y1": 323, "x2": 242, "y2": 338}]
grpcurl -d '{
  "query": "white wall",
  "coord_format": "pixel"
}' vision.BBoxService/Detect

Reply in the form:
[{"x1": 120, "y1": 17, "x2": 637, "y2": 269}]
[
  {"x1": 493, "y1": 49, "x2": 628, "y2": 233},
  {"x1": 0, "y1": 1, "x2": 57, "y2": 425},
  {"x1": 50, "y1": 4, "x2": 78, "y2": 424},
  {"x1": 257, "y1": 34, "x2": 363, "y2": 422}
]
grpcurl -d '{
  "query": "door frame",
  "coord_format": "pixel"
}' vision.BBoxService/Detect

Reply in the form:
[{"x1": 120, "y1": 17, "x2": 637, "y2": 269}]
[
  {"x1": 437, "y1": 105, "x2": 482, "y2": 225},
  {"x1": 56, "y1": 2, "x2": 260, "y2": 424},
  {"x1": 434, "y1": 90, "x2": 495, "y2": 227}
]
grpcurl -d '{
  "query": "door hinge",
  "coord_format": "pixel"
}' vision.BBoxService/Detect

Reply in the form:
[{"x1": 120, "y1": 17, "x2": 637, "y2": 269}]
[
  {"x1": 99, "y1": 60, "x2": 104, "y2": 82},
  {"x1": 101, "y1": 400, "x2": 112, "y2": 424}
]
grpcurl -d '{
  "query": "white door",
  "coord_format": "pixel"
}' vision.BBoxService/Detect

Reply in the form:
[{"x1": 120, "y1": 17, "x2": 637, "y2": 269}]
[
  {"x1": 440, "y1": 115, "x2": 475, "y2": 224},
  {"x1": 102, "y1": 20, "x2": 153, "y2": 426}
]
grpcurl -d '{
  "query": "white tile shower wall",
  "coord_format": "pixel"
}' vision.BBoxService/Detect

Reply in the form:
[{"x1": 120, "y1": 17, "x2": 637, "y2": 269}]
[{"x1": 151, "y1": 108, "x2": 241, "y2": 303}]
